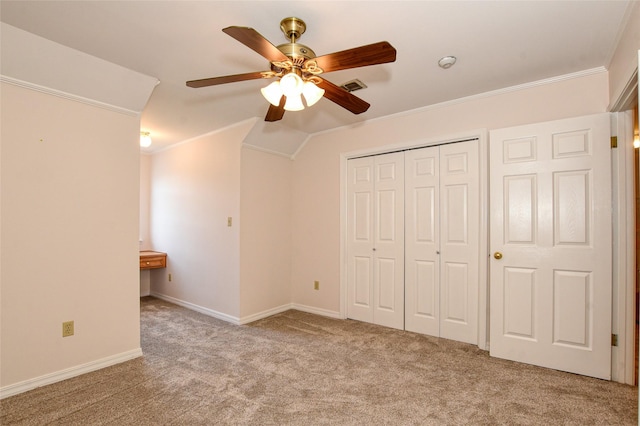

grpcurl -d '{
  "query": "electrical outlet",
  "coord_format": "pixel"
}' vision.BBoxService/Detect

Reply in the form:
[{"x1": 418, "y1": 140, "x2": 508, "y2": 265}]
[
  {"x1": 314, "y1": 280, "x2": 320, "y2": 290},
  {"x1": 227, "y1": 217, "x2": 232, "y2": 227},
  {"x1": 168, "y1": 273, "x2": 172, "y2": 282},
  {"x1": 62, "y1": 321, "x2": 74, "y2": 337}
]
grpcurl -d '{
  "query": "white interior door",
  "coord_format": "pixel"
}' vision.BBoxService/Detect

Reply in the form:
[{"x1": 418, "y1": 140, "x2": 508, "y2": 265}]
[
  {"x1": 405, "y1": 142, "x2": 479, "y2": 344},
  {"x1": 347, "y1": 152, "x2": 404, "y2": 330},
  {"x1": 489, "y1": 113, "x2": 612, "y2": 380}
]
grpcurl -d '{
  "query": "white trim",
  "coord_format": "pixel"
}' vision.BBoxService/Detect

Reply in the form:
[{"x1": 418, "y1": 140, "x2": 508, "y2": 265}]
[
  {"x1": 152, "y1": 117, "x2": 259, "y2": 154},
  {"x1": 290, "y1": 134, "x2": 313, "y2": 160},
  {"x1": 311, "y1": 68, "x2": 608, "y2": 140},
  {"x1": 0, "y1": 75, "x2": 141, "y2": 117},
  {"x1": 242, "y1": 143, "x2": 295, "y2": 160},
  {"x1": 339, "y1": 129, "x2": 489, "y2": 349},
  {"x1": 149, "y1": 293, "x2": 341, "y2": 324},
  {"x1": 622, "y1": 110, "x2": 636, "y2": 386},
  {"x1": 239, "y1": 303, "x2": 294, "y2": 324},
  {"x1": 476, "y1": 131, "x2": 490, "y2": 351},
  {"x1": 608, "y1": 68, "x2": 638, "y2": 112},
  {"x1": 0, "y1": 348, "x2": 143, "y2": 399},
  {"x1": 610, "y1": 110, "x2": 637, "y2": 385},
  {"x1": 150, "y1": 292, "x2": 241, "y2": 325},
  {"x1": 291, "y1": 303, "x2": 342, "y2": 319}
]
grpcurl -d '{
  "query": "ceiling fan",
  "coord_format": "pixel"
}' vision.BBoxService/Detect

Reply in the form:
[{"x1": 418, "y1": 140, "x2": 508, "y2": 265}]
[{"x1": 186, "y1": 17, "x2": 397, "y2": 122}]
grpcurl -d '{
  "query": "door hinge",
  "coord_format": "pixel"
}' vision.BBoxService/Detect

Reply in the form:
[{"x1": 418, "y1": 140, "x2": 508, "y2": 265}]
[
  {"x1": 611, "y1": 333, "x2": 618, "y2": 347},
  {"x1": 611, "y1": 136, "x2": 618, "y2": 148}
]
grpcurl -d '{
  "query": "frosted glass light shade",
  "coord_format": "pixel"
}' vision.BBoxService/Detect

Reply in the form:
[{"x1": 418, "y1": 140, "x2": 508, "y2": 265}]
[
  {"x1": 261, "y1": 81, "x2": 283, "y2": 106},
  {"x1": 280, "y1": 73, "x2": 304, "y2": 97},
  {"x1": 302, "y1": 81, "x2": 325, "y2": 107},
  {"x1": 284, "y1": 95, "x2": 304, "y2": 111},
  {"x1": 140, "y1": 132, "x2": 152, "y2": 147}
]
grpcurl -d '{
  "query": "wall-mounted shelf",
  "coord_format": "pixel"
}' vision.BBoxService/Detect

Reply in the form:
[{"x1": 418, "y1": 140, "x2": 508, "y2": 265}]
[{"x1": 140, "y1": 250, "x2": 166, "y2": 270}]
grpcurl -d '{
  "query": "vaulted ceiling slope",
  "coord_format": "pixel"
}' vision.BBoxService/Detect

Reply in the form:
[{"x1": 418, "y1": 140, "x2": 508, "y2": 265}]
[{"x1": 0, "y1": 1, "x2": 632, "y2": 155}]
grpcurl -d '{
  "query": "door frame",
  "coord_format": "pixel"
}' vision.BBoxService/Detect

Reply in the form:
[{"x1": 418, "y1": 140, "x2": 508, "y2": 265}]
[
  {"x1": 609, "y1": 63, "x2": 638, "y2": 385},
  {"x1": 611, "y1": 109, "x2": 637, "y2": 384},
  {"x1": 339, "y1": 129, "x2": 490, "y2": 350}
]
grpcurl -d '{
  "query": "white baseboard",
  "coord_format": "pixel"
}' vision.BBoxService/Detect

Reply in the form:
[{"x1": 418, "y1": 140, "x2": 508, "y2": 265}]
[
  {"x1": 149, "y1": 292, "x2": 342, "y2": 325},
  {"x1": 239, "y1": 303, "x2": 294, "y2": 324},
  {"x1": 291, "y1": 303, "x2": 342, "y2": 319},
  {"x1": 150, "y1": 292, "x2": 241, "y2": 324},
  {"x1": 0, "y1": 348, "x2": 143, "y2": 399}
]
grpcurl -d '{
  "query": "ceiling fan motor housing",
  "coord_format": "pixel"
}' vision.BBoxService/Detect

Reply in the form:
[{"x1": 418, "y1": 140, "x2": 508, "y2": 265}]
[
  {"x1": 280, "y1": 17, "x2": 306, "y2": 41},
  {"x1": 276, "y1": 43, "x2": 316, "y2": 61}
]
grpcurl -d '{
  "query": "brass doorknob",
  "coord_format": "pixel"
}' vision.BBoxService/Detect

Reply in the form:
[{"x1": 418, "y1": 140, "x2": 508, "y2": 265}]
[{"x1": 494, "y1": 252, "x2": 503, "y2": 260}]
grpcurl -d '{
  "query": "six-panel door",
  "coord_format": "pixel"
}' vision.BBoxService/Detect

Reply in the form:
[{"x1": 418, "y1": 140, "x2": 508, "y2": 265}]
[
  {"x1": 404, "y1": 142, "x2": 479, "y2": 344},
  {"x1": 347, "y1": 152, "x2": 405, "y2": 330},
  {"x1": 489, "y1": 114, "x2": 612, "y2": 380}
]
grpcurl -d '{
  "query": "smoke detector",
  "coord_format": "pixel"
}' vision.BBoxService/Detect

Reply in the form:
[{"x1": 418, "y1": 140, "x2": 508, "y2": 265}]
[{"x1": 438, "y1": 56, "x2": 457, "y2": 69}]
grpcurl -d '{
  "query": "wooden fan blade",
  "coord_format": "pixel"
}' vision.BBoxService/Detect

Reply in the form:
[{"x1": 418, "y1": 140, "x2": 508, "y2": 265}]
[
  {"x1": 265, "y1": 96, "x2": 286, "y2": 122},
  {"x1": 186, "y1": 71, "x2": 267, "y2": 88},
  {"x1": 316, "y1": 79, "x2": 370, "y2": 114},
  {"x1": 223, "y1": 26, "x2": 290, "y2": 63},
  {"x1": 312, "y1": 41, "x2": 396, "y2": 73}
]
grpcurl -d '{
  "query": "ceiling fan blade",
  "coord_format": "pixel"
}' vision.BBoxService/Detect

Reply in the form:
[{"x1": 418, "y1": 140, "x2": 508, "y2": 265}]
[
  {"x1": 223, "y1": 26, "x2": 290, "y2": 63},
  {"x1": 316, "y1": 79, "x2": 370, "y2": 114},
  {"x1": 186, "y1": 71, "x2": 267, "y2": 88},
  {"x1": 265, "y1": 96, "x2": 286, "y2": 122},
  {"x1": 312, "y1": 41, "x2": 397, "y2": 73}
]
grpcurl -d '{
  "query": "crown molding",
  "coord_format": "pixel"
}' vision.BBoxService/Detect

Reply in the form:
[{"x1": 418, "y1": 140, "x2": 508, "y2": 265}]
[{"x1": 1, "y1": 75, "x2": 140, "y2": 116}]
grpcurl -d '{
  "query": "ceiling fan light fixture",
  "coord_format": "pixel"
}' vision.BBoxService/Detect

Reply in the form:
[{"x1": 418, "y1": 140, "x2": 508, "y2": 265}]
[
  {"x1": 283, "y1": 94, "x2": 305, "y2": 111},
  {"x1": 302, "y1": 81, "x2": 325, "y2": 107},
  {"x1": 261, "y1": 81, "x2": 283, "y2": 106},
  {"x1": 140, "y1": 131, "x2": 152, "y2": 148},
  {"x1": 279, "y1": 72, "x2": 304, "y2": 97},
  {"x1": 187, "y1": 18, "x2": 397, "y2": 122}
]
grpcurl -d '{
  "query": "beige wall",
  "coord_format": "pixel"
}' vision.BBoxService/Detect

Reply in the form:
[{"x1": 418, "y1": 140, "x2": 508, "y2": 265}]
[
  {"x1": 239, "y1": 147, "x2": 292, "y2": 319},
  {"x1": 139, "y1": 154, "x2": 152, "y2": 297},
  {"x1": 149, "y1": 123, "x2": 251, "y2": 319},
  {"x1": 139, "y1": 154, "x2": 151, "y2": 251},
  {"x1": 608, "y1": 1, "x2": 640, "y2": 108},
  {"x1": 290, "y1": 71, "x2": 610, "y2": 314},
  {"x1": 148, "y1": 127, "x2": 294, "y2": 322},
  {"x1": 1, "y1": 82, "x2": 142, "y2": 388}
]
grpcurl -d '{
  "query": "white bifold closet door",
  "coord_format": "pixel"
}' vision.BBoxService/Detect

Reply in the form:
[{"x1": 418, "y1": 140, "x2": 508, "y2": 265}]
[
  {"x1": 405, "y1": 141, "x2": 480, "y2": 344},
  {"x1": 346, "y1": 152, "x2": 405, "y2": 330},
  {"x1": 347, "y1": 141, "x2": 479, "y2": 344}
]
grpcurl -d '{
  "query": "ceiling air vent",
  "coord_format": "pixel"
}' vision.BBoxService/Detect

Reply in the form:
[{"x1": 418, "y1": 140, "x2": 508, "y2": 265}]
[{"x1": 340, "y1": 79, "x2": 367, "y2": 92}]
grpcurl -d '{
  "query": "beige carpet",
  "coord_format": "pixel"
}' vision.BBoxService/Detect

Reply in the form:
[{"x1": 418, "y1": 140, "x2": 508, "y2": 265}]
[{"x1": 1, "y1": 296, "x2": 637, "y2": 425}]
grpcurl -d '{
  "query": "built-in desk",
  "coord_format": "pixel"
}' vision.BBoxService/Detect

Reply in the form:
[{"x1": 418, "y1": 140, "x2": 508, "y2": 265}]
[{"x1": 140, "y1": 250, "x2": 167, "y2": 270}]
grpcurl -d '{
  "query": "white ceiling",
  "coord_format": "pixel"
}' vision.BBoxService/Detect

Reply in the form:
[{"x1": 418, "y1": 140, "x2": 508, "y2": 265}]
[{"x1": 0, "y1": 1, "x2": 633, "y2": 154}]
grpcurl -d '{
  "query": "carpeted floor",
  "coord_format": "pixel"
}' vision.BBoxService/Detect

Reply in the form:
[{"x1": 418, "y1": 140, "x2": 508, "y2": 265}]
[{"x1": 1, "y1": 296, "x2": 638, "y2": 425}]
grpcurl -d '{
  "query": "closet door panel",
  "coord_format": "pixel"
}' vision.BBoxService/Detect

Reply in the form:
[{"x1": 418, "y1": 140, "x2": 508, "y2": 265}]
[
  {"x1": 347, "y1": 157, "x2": 375, "y2": 323},
  {"x1": 349, "y1": 140, "x2": 480, "y2": 343},
  {"x1": 373, "y1": 153, "x2": 405, "y2": 330},
  {"x1": 347, "y1": 153, "x2": 405, "y2": 330},
  {"x1": 439, "y1": 141, "x2": 479, "y2": 344},
  {"x1": 405, "y1": 146, "x2": 440, "y2": 335}
]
